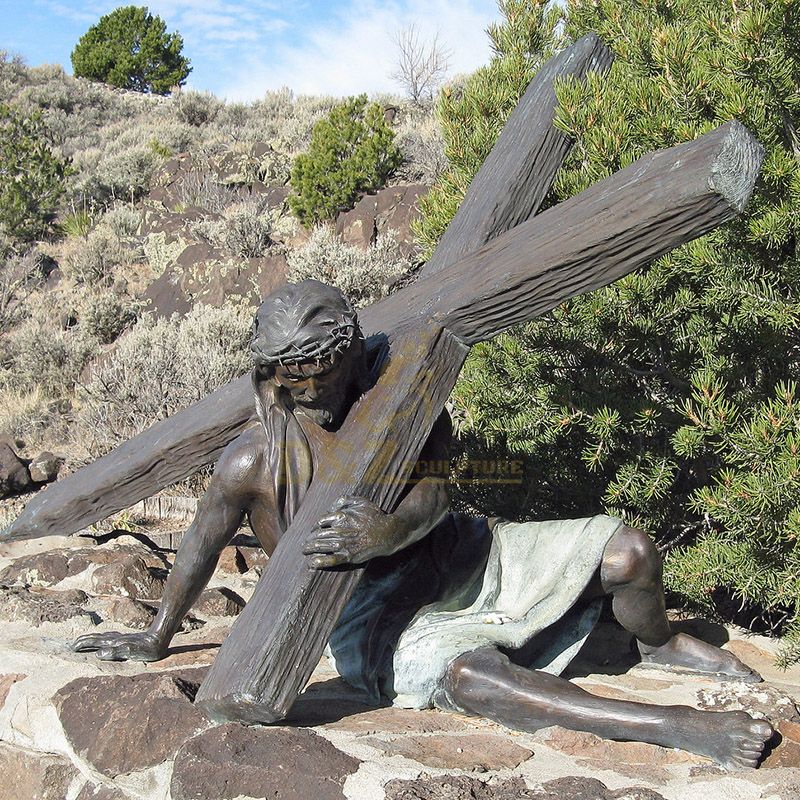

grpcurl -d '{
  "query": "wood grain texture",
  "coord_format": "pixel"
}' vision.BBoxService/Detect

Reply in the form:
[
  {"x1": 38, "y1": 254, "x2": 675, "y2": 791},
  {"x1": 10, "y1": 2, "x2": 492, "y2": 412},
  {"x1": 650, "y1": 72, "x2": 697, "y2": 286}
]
[
  {"x1": 194, "y1": 121, "x2": 763, "y2": 722},
  {"x1": 1, "y1": 35, "x2": 612, "y2": 543}
]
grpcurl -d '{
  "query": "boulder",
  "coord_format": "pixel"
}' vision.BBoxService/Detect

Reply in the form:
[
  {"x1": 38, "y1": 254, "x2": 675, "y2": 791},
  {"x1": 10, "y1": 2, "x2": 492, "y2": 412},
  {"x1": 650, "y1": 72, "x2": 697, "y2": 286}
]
[
  {"x1": 170, "y1": 724, "x2": 360, "y2": 800},
  {"x1": 192, "y1": 587, "x2": 245, "y2": 618},
  {"x1": 0, "y1": 742, "x2": 77, "y2": 800},
  {"x1": 55, "y1": 671, "x2": 209, "y2": 777},
  {"x1": 91, "y1": 555, "x2": 166, "y2": 600},
  {"x1": 100, "y1": 596, "x2": 157, "y2": 629},
  {"x1": 0, "y1": 586, "x2": 93, "y2": 626},
  {"x1": 0, "y1": 440, "x2": 32, "y2": 498},
  {"x1": 335, "y1": 184, "x2": 427, "y2": 257},
  {"x1": 28, "y1": 451, "x2": 64, "y2": 483}
]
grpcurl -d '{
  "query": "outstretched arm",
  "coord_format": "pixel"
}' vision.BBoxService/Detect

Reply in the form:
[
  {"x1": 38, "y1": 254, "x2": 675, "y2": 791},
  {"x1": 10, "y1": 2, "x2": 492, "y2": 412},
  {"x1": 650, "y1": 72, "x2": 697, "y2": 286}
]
[
  {"x1": 303, "y1": 412, "x2": 451, "y2": 568},
  {"x1": 72, "y1": 436, "x2": 255, "y2": 661}
]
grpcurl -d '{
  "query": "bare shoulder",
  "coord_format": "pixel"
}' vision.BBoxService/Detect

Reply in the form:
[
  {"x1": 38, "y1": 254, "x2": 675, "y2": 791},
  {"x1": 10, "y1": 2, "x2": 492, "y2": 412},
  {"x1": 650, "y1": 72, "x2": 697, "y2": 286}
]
[{"x1": 211, "y1": 424, "x2": 267, "y2": 498}]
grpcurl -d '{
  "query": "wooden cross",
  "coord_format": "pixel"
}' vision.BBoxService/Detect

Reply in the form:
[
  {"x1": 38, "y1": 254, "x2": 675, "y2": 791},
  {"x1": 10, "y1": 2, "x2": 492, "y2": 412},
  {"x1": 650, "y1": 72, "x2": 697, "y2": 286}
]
[{"x1": 194, "y1": 88, "x2": 763, "y2": 718}]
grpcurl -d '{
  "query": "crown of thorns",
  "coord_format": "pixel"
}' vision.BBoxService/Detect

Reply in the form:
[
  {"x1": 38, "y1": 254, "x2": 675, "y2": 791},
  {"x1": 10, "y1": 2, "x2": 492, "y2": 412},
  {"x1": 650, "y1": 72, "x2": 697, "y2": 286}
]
[{"x1": 252, "y1": 312, "x2": 362, "y2": 367}]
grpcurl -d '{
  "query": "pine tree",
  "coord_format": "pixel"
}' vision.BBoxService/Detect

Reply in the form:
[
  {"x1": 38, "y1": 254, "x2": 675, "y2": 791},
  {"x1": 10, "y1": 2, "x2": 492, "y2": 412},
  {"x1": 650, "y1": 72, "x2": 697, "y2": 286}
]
[
  {"x1": 289, "y1": 95, "x2": 402, "y2": 227},
  {"x1": 71, "y1": 6, "x2": 191, "y2": 95},
  {"x1": 421, "y1": 0, "x2": 800, "y2": 659}
]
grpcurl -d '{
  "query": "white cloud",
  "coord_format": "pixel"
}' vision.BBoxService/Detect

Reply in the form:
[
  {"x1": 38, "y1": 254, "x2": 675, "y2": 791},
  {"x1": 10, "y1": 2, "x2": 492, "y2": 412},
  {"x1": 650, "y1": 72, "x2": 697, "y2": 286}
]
[
  {"x1": 36, "y1": 0, "x2": 499, "y2": 100},
  {"x1": 217, "y1": 0, "x2": 499, "y2": 101}
]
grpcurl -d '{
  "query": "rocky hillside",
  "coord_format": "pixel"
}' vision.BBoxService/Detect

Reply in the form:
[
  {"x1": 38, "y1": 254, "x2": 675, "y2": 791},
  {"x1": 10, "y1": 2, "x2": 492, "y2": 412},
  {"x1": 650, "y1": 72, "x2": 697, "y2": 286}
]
[{"x1": 0, "y1": 54, "x2": 446, "y2": 520}]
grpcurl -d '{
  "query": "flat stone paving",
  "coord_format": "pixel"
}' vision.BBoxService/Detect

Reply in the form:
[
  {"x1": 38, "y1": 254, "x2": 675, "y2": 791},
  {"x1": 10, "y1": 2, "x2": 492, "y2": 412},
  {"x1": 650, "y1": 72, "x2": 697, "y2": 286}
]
[{"x1": 2, "y1": 532, "x2": 800, "y2": 800}]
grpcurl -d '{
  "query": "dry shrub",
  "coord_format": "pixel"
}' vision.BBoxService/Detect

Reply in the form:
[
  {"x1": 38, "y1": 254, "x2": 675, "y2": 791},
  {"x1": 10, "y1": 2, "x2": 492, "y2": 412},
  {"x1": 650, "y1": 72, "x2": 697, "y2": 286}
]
[
  {"x1": 286, "y1": 225, "x2": 414, "y2": 308},
  {"x1": 61, "y1": 208, "x2": 143, "y2": 285},
  {"x1": 176, "y1": 90, "x2": 223, "y2": 127},
  {"x1": 82, "y1": 293, "x2": 139, "y2": 344},
  {"x1": 0, "y1": 248, "x2": 49, "y2": 328},
  {"x1": 0, "y1": 306, "x2": 96, "y2": 398},
  {"x1": 75, "y1": 304, "x2": 252, "y2": 457},
  {"x1": 394, "y1": 109, "x2": 447, "y2": 184}
]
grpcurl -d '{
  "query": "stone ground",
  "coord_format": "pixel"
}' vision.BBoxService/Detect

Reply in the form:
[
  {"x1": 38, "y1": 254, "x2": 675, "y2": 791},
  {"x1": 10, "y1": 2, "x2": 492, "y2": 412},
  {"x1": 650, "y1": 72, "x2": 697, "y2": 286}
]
[{"x1": 2, "y1": 527, "x2": 800, "y2": 800}]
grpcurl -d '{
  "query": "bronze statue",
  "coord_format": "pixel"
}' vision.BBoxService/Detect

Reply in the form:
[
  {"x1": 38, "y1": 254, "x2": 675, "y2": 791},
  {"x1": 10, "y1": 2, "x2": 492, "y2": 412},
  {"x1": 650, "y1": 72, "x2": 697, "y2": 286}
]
[{"x1": 74, "y1": 280, "x2": 774, "y2": 770}]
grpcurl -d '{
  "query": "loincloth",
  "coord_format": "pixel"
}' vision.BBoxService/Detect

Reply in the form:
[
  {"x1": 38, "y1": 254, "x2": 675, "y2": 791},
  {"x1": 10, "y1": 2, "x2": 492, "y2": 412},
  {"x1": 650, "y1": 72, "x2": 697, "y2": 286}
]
[{"x1": 327, "y1": 513, "x2": 624, "y2": 709}]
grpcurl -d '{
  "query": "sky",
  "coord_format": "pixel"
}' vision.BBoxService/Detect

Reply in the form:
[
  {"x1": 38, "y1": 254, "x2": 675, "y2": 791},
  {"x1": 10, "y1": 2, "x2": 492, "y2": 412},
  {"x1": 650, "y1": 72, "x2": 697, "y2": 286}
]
[{"x1": 1, "y1": 0, "x2": 502, "y2": 101}]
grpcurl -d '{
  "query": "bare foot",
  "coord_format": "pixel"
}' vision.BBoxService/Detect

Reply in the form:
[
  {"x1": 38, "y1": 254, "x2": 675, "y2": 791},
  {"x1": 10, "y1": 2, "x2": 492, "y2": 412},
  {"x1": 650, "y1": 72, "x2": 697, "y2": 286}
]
[
  {"x1": 674, "y1": 708, "x2": 774, "y2": 769},
  {"x1": 638, "y1": 633, "x2": 761, "y2": 682}
]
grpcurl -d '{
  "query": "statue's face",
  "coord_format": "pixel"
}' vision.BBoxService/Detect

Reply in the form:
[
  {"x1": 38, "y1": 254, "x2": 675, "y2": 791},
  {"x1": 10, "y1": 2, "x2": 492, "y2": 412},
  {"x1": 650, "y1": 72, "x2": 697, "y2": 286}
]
[{"x1": 272, "y1": 344, "x2": 358, "y2": 430}]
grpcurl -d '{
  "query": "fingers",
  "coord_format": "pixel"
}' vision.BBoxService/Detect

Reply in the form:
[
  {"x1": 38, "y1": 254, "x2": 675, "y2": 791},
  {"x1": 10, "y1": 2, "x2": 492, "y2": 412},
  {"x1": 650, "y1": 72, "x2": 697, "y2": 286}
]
[
  {"x1": 302, "y1": 535, "x2": 344, "y2": 555},
  {"x1": 72, "y1": 633, "x2": 118, "y2": 652},
  {"x1": 308, "y1": 553, "x2": 352, "y2": 569}
]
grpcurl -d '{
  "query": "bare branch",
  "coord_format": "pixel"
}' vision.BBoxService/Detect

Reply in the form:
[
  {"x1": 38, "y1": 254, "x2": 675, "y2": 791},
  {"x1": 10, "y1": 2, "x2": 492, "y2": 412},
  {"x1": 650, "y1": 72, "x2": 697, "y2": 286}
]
[{"x1": 390, "y1": 24, "x2": 451, "y2": 105}]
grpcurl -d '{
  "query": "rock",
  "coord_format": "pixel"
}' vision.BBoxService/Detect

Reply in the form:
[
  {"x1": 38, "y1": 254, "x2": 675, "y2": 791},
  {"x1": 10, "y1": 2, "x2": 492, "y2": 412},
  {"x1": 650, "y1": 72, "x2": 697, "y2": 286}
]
[
  {"x1": 0, "y1": 545, "x2": 167, "y2": 589},
  {"x1": 0, "y1": 550, "x2": 71, "y2": 586},
  {"x1": 170, "y1": 724, "x2": 360, "y2": 800},
  {"x1": 101, "y1": 596, "x2": 157, "y2": 629},
  {"x1": 541, "y1": 726, "x2": 703, "y2": 769},
  {"x1": 322, "y1": 704, "x2": 468, "y2": 734},
  {"x1": 0, "y1": 673, "x2": 25, "y2": 709},
  {"x1": 0, "y1": 586, "x2": 93, "y2": 626},
  {"x1": 531, "y1": 777, "x2": 667, "y2": 800},
  {"x1": 365, "y1": 732, "x2": 532, "y2": 770},
  {"x1": 192, "y1": 587, "x2": 245, "y2": 617},
  {"x1": 238, "y1": 545, "x2": 268, "y2": 573},
  {"x1": 762, "y1": 719, "x2": 800, "y2": 768},
  {"x1": 55, "y1": 671, "x2": 209, "y2": 777},
  {"x1": 28, "y1": 451, "x2": 63, "y2": 483},
  {"x1": 384, "y1": 776, "x2": 531, "y2": 800},
  {"x1": 143, "y1": 249, "x2": 287, "y2": 318},
  {"x1": 0, "y1": 742, "x2": 78, "y2": 800},
  {"x1": 384, "y1": 776, "x2": 668, "y2": 800},
  {"x1": 0, "y1": 440, "x2": 32, "y2": 498},
  {"x1": 91, "y1": 555, "x2": 166, "y2": 600},
  {"x1": 695, "y1": 682, "x2": 800, "y2": 725},
  {"x1": 76, "y1": 785, "x2": 129, "y2": 800},
  {"x1": 335, "y1": 184, "x2": 426, "y2": 258},
  {"x1": 215, "y1": 546, "x2": 246, "y2": 575}
]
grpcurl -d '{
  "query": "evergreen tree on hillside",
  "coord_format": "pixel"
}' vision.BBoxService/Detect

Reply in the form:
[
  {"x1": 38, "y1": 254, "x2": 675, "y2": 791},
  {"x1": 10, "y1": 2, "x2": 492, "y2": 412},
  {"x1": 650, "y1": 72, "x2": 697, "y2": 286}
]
[
  {"x1": 420, "y1": 0, "x2": 800, "y2": 660},
  {"x1": 71, "y1": 6, "x2": 191, "y2": 95}
]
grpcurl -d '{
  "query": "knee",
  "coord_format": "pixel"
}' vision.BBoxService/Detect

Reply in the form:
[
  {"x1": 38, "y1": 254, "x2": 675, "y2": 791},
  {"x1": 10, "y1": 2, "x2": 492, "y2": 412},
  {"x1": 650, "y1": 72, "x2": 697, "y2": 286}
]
[
  {"x1": 445, "y1": 647, "x2": 507, "y2": 694},
  {"x1": 601, "y1": 526, "x2": 662, "y2": 591}
]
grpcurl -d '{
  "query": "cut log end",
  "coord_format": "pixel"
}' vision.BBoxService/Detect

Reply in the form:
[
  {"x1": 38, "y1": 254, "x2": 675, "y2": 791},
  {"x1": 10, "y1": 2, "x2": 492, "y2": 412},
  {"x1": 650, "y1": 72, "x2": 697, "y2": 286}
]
[
  {"x1": 195, "y1": 694, "x2": 288, "y2": 725},
  {"x1": 710, "y1": 120, "x2": 765, "y2": 213}
]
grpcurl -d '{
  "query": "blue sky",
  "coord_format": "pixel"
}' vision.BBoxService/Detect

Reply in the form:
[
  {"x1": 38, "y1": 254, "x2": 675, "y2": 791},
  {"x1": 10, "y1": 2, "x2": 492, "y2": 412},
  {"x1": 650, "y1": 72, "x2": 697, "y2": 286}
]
[{"x1": 2, "y1": 1, "x2": 501, "y2": 101}]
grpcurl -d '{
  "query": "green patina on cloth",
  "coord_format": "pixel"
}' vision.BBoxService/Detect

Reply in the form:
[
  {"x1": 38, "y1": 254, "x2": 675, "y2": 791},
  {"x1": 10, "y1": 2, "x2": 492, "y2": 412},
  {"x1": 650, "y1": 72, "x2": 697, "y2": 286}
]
[{"x1": 328, "y1": 513, "x2": 623, "y2": 709}]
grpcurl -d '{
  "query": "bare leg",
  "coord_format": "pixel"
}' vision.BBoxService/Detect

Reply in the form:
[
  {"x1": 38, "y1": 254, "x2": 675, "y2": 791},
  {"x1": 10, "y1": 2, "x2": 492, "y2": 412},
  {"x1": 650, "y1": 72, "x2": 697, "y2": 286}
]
[
  {"x1": 444, "y1": 647, "x2": 773, "y2": 769},
  {"x1": 599, "y1": 525, "x2": 759, "y2": 681}
]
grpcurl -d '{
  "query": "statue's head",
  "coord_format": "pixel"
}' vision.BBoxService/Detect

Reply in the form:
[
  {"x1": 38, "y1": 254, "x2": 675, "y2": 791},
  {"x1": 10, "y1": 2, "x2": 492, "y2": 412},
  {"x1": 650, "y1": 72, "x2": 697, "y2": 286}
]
[{"x1": 251, "y1": 280, "x2": 368, "y2": 429}]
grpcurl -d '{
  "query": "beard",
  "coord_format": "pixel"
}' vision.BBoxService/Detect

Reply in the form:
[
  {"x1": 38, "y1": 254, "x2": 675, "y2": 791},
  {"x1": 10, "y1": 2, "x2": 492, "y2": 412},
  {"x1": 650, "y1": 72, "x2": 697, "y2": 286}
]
[{"x1": 296, "y1": 404, "x2": 335, "y2": 427}]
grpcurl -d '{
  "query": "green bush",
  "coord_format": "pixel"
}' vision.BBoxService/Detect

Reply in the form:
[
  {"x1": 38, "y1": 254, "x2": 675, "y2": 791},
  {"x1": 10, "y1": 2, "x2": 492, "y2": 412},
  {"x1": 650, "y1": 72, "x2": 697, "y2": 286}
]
[
  {"x1": 288, "y1": 94, "x2": 402, "y2": 226},
  {"x1": 0, "y1": 103, "x2": 69, "y2": 244},
  {"x1": 286, "y1": 226, "x2": 414, "y2": 308},
  {"x1": 421, "y1": 0, "x2": 800, "y2": 659},
  {"x1": 71, "y1": 6, "x2": 191, "y2": 95}
]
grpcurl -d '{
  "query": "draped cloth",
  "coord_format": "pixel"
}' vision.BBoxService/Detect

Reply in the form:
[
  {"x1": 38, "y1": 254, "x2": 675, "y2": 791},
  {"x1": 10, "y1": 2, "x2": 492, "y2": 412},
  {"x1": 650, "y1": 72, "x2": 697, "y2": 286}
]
[{"x1": 251, "y1": 368, "x2": 623, "y2": 710}]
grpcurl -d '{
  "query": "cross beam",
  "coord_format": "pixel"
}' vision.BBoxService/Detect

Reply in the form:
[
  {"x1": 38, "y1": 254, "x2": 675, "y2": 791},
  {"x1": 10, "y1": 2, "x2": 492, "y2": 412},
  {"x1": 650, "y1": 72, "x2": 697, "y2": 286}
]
[
  {"x1": 1, "y1": 34, "x2": 613, "y2": 543},
  {"x1": 194, "y1": 121, "x2": 763, "y2": 722}
]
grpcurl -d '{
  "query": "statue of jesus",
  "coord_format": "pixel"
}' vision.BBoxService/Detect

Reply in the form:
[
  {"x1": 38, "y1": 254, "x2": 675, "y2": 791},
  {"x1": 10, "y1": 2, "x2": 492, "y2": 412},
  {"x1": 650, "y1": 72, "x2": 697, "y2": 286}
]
[{"x1": 74, "y1": 280, "x2": 774, "y2": 769}]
